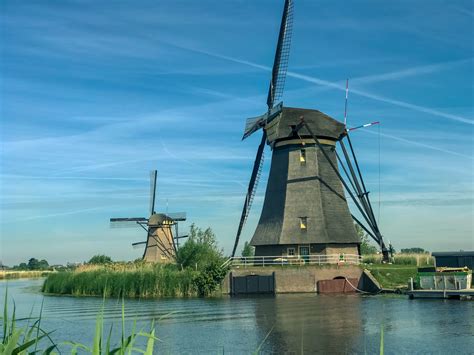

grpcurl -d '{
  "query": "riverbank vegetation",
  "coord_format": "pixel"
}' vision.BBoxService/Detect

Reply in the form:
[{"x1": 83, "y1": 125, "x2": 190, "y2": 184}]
[
  {"x1": 0, "y1": 270, "x2": 54, "y2": 280},
  {"x1": 362, "y1": 253, "x2": 434, "y2": 266},
  {"x1": 1, "y1": 289, "x2": 158, "y2": 354},
  {"x1": 42, "y1": 225, "x2": 228, "y2": 298},
  {"x1": 1, "y1": 257, "x2": 73, "y2": 280},
  {"x1": 362, "y1": 253, "x2": 433, "y2": 289},
  {"x1": 365, "y1": 264, "x2": 418, "y2": 289}
]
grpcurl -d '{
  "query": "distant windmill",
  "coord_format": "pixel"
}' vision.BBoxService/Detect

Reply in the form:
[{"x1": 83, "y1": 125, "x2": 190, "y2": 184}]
[
  {"x1": 232, "y1": 0, "x2": 389, "y2": 262},
  {"x1": 110, "y1": 170, "x2": 187, "y2": 263}
]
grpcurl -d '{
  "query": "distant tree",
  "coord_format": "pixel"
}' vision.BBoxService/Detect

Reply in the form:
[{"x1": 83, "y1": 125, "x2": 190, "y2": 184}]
[
  {"x1": 241, "y1": 241, "x2": 255, "y2": 257},
  {"x1": 26, "y1": 258, "x2": 49, "y2": 270},
  {"x1": 400, "y1": 247, "x2": 428, "y2": 254},
  {"x1": 88, "y1": 254, "x2": 113, "y2": 265},
  {"x1": 355, "y1": 224, "x2": 378, "y2": 255},
  {"x1": 28, "y1": 258, "x2": 40, "y2": 270},
  {"x1": 18, "y1": 263, "x2": 28, "y2": 270},
  {"x1": 38, "y1": 259, "x2": 49, "y2": 270},
  {"x1": 176, "y1": 224, "x2": 224, "y2": 270}
]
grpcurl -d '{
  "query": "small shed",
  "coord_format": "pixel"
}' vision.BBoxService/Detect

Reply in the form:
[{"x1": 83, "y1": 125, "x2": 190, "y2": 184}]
[{"x1": 432, "y1": 251, "x2": 474, "y2": 270}]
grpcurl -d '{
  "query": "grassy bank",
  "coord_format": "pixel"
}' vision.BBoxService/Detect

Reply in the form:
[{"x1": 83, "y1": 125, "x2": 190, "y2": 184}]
[
  {"x1": 0, "y1": 270, "x2": 54, "y2": 280},
  {"x1": 362, "y1": 253, "x2": 433, "y2": 289},
  {"x1": 366, "y1": 264, "x2": 418, "y2": 289},
  {"x1": 42, "y1": 263, "x2": 200, "y2": 298}
]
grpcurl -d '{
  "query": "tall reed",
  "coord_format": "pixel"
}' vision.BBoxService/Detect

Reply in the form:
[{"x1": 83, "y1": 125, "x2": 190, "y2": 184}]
[
  {"x1": 362, "y1": 253, "x2": 434, "y2": 266},
  {"x1": 42, "y1": 263, "x2": 198, "y2": 298},
  {"x1": 1, "y1": 287, "x2": 159, "y2": 354}
]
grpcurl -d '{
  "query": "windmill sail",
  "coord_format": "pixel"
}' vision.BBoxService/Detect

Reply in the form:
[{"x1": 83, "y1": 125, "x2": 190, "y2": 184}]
[
  {"x1": 267, "y1": 0, "x2": 294, "y2": 109},
  {"x1": 242, "y1": 103, "x2": 284, "y2": 140},
  {"x1": 231, "y1": 0, "x2": 294, "y2": 257},
  {"x1": 149, "y1": 170, "x2": 157, "y2": 215},
  {"x1": 167, "y1": 212, "x2": 187, "y2": 221},
  {"x1": 110, "y1": 217, "x2": 147, "y2": 228}
]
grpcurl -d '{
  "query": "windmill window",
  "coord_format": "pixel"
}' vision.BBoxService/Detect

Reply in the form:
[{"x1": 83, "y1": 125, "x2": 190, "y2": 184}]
[
  {"x1": 287, "y1": 248, "x2": 295, "y2": 256},
  {"x1": 300, "y1": 149, "x2": 306, "y2": 164},
  {"x1": 299, "y1": 217, "x2": 307, "y2": 230}
]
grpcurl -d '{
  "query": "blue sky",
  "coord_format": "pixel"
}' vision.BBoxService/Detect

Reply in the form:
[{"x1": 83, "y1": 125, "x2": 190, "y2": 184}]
[{"x1": 1, "y1": 0, "x2": 473, "y2": 265}]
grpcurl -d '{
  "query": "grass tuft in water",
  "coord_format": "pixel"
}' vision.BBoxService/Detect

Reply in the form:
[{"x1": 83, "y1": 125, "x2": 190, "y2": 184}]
[{"x1": 1, "y1": 287, "x2": 162, "y2": 354}]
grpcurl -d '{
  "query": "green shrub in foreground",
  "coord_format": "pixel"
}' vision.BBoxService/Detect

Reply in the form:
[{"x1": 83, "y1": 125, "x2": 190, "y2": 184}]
[{"x1": 193, "y1": 261, "x2": 229, "y2": 297}]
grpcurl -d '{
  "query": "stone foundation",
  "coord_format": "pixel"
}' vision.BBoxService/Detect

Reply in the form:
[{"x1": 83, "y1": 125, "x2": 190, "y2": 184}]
[{"x1": 222, "y1": 264, "x2": 364, "y2": 294}]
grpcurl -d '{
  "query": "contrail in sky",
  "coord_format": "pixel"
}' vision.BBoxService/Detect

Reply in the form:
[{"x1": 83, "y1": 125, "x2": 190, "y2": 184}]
[
  {"x1": 8, "y1": 207, "x2": 106, "y2": 222},
  {"x1": 361, "y1": 129, "x2": 473, "y2": 160},
  {"x1": 180, "y1": 46, "x2": 473, "y2": 125}
]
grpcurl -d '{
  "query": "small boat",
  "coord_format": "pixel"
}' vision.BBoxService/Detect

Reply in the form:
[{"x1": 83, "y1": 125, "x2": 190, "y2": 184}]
[{"x1": 407, "y1": 266, "x2": 473, "y2": 300}]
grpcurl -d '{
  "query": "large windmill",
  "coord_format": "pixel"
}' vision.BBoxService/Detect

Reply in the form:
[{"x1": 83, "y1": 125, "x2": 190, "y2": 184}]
[
  {"x1": 232, "y1": 0, "x2": 389, "y2": 262},
  {"x1": 110, "y1": 170, "x2": 187, "y2": 263}
]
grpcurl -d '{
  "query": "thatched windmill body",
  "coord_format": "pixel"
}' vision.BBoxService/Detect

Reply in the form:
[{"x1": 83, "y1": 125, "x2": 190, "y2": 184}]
[
  {"x1": 110, "y1": 170, "x2": 187, "y2": 263},
  {"x1": 232, "y1": 0, "x2": 389, "y2": 261}
]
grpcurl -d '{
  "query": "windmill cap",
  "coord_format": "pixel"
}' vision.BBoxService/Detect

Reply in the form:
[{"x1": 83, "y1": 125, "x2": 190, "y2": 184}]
[
  {"x1": 148, "y1": 213, "x2": 174, "y2": 226},
  {"x1": 266, "y1": 107, "x2": 345, "y2": 144}
]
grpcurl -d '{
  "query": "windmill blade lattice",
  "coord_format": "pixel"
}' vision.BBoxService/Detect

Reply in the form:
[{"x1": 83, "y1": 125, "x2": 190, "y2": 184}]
[
  {"x1": 231, "y1": 0, "x2": 295, "y2": 257},
  {"x1": 149, "y1": 170, "x2": 157, "y2": 215},
  {"x1": 267, "y1": 0, "x2": 294, "y2": 109},
  {"x1": 110, "y1": 217, "x2": 147, "y2": 228}
]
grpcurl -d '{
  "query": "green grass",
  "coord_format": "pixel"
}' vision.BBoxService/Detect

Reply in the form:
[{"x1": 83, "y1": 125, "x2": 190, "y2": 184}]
[
  {"x1": 42, "y1": 264, "x2": 199, "y2": 298},
  {"x1": 1, "y1": 288, "x2": 57, "y2": 354},
  {"x1": 366, "y1": 264, "x2": 418, "y2": 289},
  {"x1": 1, "y1": 287, "x2": 160, "y2": 354}
]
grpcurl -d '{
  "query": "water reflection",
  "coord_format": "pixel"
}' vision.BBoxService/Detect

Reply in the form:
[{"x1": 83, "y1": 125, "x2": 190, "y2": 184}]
[
  {"x1": 1, "y1": 279, "x2": 473, "y2": 354},
  {"x1": 252, "y1": 294, "x2": 363, "y2": 353}
]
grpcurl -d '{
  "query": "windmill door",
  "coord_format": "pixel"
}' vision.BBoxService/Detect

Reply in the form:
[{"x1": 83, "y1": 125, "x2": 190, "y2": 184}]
[{"x1": 300, "y1": 246, "x2": 310, "y2": 262}]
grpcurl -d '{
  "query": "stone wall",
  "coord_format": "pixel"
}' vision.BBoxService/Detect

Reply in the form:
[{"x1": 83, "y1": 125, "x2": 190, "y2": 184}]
[{"x1": 222, "y1": 264, "x2": 364, "y2": 294}]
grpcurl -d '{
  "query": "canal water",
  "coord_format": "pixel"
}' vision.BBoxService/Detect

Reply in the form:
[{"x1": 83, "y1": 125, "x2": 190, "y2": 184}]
[{"x1": 1, "y1": 278, "x2": 473, "y2": 354}]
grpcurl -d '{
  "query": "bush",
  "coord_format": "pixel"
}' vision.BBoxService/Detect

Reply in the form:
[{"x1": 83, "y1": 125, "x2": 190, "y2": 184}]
[
  {"x1": 355, "y1": 224, "x2": 379, "y2": 255},
  {"x1": 400, "y1": 247, "x2": 429, "y2": 254},
  {"x1": 176, "y1": 224, "x2": 225, "y2": 270},
  {"x1": 193, "y1": 261, "x2": 229, "y2": 297},
  {"x1": 88, "y1": 254, "x2": 113, "y2": 265},
  {"x1": 241, "y1": 241, "x2": 255, "y2": 257}
]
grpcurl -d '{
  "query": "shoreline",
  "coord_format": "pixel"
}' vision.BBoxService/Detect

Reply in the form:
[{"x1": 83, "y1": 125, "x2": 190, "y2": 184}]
[{"x1": 0, "y1": 270, "x2": 54, "y2": 280}]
